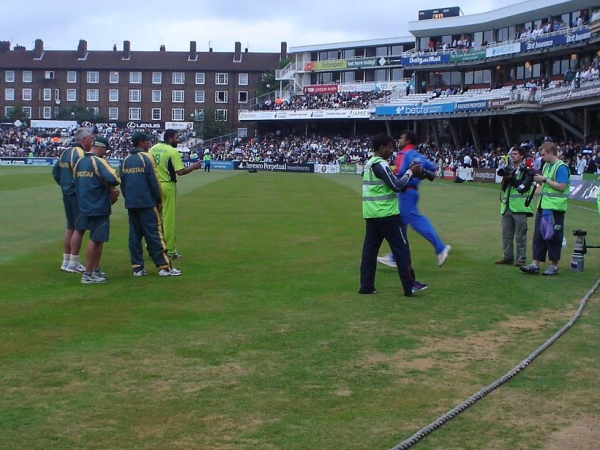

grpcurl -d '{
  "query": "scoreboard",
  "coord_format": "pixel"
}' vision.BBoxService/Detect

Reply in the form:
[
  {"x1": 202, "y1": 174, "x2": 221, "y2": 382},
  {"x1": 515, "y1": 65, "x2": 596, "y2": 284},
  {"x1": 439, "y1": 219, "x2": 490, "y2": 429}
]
[{"x1": 418, "y1": 6, "x2": 461, "y2": 20}]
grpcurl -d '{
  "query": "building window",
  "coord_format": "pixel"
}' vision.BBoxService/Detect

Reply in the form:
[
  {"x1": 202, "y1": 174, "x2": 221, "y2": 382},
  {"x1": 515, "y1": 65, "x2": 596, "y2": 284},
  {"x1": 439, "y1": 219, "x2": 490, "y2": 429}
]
[
  {"x1": 172, "y1": 90, "x2": 185, "y2": 103},
  {"x1": 22, "y1": 89, "x2": 32, "y2": 101},
  {"x1": 22, "y1": 106, "x2": 31, "y2": 118},
  {"x1": 109, "y1": 72, "x2": 119, "y2": 83},
  {"x1": 89, "y1": 107, "x2": 99, "y2": 116},
  {"x1": 23, "y1": 71, "x2": 32, "y2": 83},
  {"x1": 152, "y1": 90, "x2": 162, "y2": 102},
  {"x1": 66, "y1": 89, "x2": 76, "y2": 102},
  {"x1": 172, "y1": 72, "x2": 185, "y2": 84},
  {"x1": 5, "y1": 71, "x2": 15, "y2": 82},
  {"x1": 152, "y1": 72, "x2": 162, "y2": 84},
  {"x1": 55, "y1": 89, "x2": 60, "y2": 102},
  {"x1": 215, "y1": 91, "x2": 228, "y2": 103},
  {"x1": 67, "y1": 71, "x2": 77, "y2": 83},
  {"x1": 195, "y1": 90, "x2": 205, "y2": 103},
  {"x1": 129, "y1": 90, "x2": 142, "y2": 102},
  {"x1": 237, "y1": 128, "x2": 248, "y2": 138},
  {"x1": 109, "y1": 89, "x2": 119, "y2": 102},
  {"x1": 238, "y1": 91, "x2": 248, "y2": 103},
  {"x1": 129, "y1": 108, "x2": 141, "y2": 120},
  {"x1": 129, "y1": 72, "x2": 142, "y2": 84},
  {"x1": 5, "y1": 88, "x2": 14, "y2": 101},
  {"x1": 5, "y1": 106, "x2": 14, "y2": 117},
  {"x1": 108, "y1": 108, "x2": 119, "y2": 120},
  {"x1": 87, "y1": 71, "x2": 99, "y2": 83},
  {"x1": 215, "y1": 73, "x2": 228, "y2": 85},
  {"x1": 43, "y1": 106, "x2": 52, "y2": 119},
  {"x1": 215, "y1": 109, "x2": 228, "y2": 121},
  {"x1": 195, "y1": 73, "x2": 205, "y2": 84},
  {"x1": 171, "y1": 108, "x2": 185, "y2": 121},
  {"x1": 87, "y1": 89, "x2": 100, "y2": 101},
  {"x1": 152, "y1": 108, "x2": 161, "y2": 120},
  {"x1": 45, "y1": 71, "x2": 54, "y2": 80},
  {"x1": 239, "y1": 73, "x2": 248, "y2": 85},
  {"x1": 43, "y1": 88, "x2": 52, "y2": 101}
]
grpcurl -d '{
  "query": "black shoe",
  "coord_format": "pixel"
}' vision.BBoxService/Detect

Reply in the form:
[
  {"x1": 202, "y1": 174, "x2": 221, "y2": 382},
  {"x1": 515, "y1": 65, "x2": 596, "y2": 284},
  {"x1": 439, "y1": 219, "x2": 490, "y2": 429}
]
[{"x1": 358, "y1": 289, "x2": 378, "y2": 295}]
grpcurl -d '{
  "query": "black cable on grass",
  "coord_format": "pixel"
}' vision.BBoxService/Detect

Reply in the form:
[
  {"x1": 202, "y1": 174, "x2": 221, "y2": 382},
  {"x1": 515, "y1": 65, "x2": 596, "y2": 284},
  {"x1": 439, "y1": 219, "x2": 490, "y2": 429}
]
[{"x1": 390, "y1": 278, "x2": 600, "y2": 450}]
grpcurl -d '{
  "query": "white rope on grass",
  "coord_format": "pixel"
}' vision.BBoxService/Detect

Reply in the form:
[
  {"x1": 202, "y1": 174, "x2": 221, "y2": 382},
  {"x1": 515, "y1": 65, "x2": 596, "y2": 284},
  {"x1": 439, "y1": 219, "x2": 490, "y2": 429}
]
[{"x1": 390, "y1": 277, "x2": 600, "y2": 450}]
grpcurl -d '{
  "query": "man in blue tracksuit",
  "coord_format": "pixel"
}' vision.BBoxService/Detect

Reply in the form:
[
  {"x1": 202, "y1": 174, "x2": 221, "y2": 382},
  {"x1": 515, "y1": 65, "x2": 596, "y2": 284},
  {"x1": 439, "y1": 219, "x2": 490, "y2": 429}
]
[
  {"x1": 120, "y1": 132, "x2": 181, "y2": 277},
  {"x1": 377, "y1": 130, "x2": 451, "y2": 268},
  {"x1": 74, "y1": 137, "x2": 121, "y2": 283}
]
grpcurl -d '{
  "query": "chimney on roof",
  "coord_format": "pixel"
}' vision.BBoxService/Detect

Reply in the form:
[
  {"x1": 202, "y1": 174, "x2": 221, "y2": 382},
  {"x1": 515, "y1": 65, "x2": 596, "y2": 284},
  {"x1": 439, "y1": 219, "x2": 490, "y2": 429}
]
[
  {"x1": 33, "y1": 39, "x2": 43, "y2": 58},
  {"x1": 280, "y1": 42, "x2": 288, "y2": 61},
  {"x1": 160, "y1": 45, "x2": 166, "y2": 52},
  {"x1": 113, "y1": 44, "x2": 117, "y2": 51},
  {"x1": 123, "y1": 40, "x2": 131, "y2": 59},
  {"x1": 234, "y1": 41, "x2": 242, "y2": 62},
  {"x1": 0, "y1": 41, "x2": 10, "y2": 53},
  {"x1": 189, "y1": 41, "x2": 196, "y2": 59},
  {"x1": 209, "y1": 47, "x2": 213, "y2": 52},
  {"x1": 77, "y1": 40, "x2": 87, "y2": 58},
  {"x1": 14, "y1": 44, "x2": 26, "y2": 51}
]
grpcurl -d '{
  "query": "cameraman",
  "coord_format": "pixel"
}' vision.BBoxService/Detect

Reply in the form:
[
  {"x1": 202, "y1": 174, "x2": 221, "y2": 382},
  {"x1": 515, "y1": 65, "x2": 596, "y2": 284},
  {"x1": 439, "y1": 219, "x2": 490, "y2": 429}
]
[
  {"x1": 496, "y1": 145, "x2": 534, "y2": 267},
  {"x1": 520, "y1": 142, "x2": 570, "y2": 276}
]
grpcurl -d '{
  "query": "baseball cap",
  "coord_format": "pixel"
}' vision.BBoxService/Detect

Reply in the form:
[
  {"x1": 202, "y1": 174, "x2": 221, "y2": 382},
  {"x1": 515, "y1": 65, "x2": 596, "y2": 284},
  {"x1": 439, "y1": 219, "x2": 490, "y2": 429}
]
[
  {"x1": 132, "y1": 131, "x2": 152, "y2": 144},
  {"x1": 93, "y1": 136, "x2": 112, "y2": 151}
]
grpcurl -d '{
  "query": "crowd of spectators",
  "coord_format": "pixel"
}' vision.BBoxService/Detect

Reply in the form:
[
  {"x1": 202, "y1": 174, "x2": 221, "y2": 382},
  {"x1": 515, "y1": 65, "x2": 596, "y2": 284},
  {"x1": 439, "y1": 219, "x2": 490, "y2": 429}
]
[
  {"x1": 3, "y1": 124, "x2": 600, "y2": 178},
  {"x1": 256, "y1": 91, "x2": 391, "y2": 111}
]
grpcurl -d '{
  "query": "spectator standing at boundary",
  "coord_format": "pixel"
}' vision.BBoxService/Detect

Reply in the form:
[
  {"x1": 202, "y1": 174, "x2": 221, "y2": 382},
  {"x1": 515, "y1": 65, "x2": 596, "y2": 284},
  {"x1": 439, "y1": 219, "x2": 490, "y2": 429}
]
[
  {"x1": 520, "y1": 142, "x2": 570, "y2": 276},
  {"x1": 378, "y1": 130, "x2": 451, "y2": 268},
  {"x1": 359, "y1": 134, "x2": 428, "y2": 297},
  {"x1": 74, "y1": 137, "x2": 121, "y2": 284},
  {"x1": 149, "y1": 129, "x2": 201, "y2": 259},
  {"x1": 120, "y1": 132, "x2": 181, "y2": 277},
  {"x1": 52, "y1": 127, "x2": 92, "y2": 273},
  {"x1": 495, "y1": 145, "x2": 534, "y2": 267}
]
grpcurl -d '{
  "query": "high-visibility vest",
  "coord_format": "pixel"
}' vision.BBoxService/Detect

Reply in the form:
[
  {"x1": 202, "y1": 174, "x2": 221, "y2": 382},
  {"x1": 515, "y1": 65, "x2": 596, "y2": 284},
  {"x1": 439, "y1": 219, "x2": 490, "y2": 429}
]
[
  {"x1": 362, "y1": 156, "x2": 398, "y2": 219},
  {"x1": 538, "y1": 160, "x2": 569, "y2": 211}
]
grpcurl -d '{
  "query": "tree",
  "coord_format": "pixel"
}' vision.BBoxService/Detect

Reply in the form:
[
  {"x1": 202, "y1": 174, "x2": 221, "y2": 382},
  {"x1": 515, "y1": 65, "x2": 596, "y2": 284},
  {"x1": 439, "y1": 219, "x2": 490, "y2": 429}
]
[
  {"x1": 56, "y1": 105, "x2": 107, "y2": 122},
  {"x1": 6, "y1": 105, "x2": 28, "y2": 124},
  {"x1": 255, "y1": 58, "x2": 291, "y2": 98},
  {"x1": 202, "y1": 107, "x2": 233, "y2": 140}
]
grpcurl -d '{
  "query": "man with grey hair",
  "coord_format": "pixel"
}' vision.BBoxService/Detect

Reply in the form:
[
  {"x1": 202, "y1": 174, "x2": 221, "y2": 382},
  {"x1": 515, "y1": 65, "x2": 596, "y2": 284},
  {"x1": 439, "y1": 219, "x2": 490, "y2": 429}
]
[{"x1": 52, "y1": 127, "x2": 92, "y2": 273}]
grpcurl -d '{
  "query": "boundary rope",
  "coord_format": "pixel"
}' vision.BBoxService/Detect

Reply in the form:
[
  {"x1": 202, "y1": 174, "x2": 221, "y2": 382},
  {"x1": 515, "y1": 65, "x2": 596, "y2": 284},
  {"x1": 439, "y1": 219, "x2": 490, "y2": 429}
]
[{"x1": 390, "y1": 278, "x2": 600, "y2": 450}]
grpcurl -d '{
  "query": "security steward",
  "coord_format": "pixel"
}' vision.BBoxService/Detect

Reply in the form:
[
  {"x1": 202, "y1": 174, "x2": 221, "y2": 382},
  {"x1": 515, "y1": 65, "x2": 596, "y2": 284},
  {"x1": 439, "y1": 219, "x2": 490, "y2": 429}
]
[{"x1": 359, "y1": 134, "x2": 427, "y2": 297}]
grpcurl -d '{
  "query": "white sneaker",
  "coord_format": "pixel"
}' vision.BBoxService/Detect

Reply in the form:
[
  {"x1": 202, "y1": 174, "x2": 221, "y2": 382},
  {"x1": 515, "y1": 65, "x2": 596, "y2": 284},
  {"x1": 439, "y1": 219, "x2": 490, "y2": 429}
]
[
  {"x1": 133, "y1": 269, "x2": 149, "y2": 277},
  {"x1": 437, "y1": 245, "x2": 452, "y2": 267},
  {"x1": 376, "y1": 254, "x2": 397, "y2": 268},
  {"x1": 60, "y1": 261, "x2": 69, "y2": 271},
  {"x1": 159, "y1": 267, "x2": 182, "y2": 277},
  {"x1": 65, "y1": 262, "x2": 86, "y2": 273}
]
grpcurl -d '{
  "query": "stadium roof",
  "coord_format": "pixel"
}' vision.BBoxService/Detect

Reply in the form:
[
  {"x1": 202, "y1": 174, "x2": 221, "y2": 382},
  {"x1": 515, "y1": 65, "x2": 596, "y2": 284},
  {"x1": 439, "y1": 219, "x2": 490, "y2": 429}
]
[{"x1": 408, "y1": 0, "x2": 599, "y2": 37}]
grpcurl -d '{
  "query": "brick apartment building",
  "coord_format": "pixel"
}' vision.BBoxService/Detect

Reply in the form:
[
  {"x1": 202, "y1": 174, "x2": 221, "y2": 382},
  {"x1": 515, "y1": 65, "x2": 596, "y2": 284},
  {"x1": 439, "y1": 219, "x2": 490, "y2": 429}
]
[{"x1": 0, "y1": 39, "x2": 287, "y2": 137}]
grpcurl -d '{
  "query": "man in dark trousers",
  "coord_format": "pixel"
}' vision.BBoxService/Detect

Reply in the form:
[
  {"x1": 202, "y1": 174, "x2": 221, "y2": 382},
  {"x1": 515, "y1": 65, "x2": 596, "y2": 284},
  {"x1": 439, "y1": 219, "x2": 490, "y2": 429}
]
[
  {"x1": 359, "y1": 134, "x2": 428, "y2": 297},
  {"x1": 120, "y1": 132, "x2": 181, "y2": 277}
]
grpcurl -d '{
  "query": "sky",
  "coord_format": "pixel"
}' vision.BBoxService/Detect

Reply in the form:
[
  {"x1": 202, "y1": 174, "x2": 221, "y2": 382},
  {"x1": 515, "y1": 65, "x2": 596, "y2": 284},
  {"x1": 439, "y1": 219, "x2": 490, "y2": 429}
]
[{"x1": 2, "y1": 0, "x2": 522, "y2": 54}]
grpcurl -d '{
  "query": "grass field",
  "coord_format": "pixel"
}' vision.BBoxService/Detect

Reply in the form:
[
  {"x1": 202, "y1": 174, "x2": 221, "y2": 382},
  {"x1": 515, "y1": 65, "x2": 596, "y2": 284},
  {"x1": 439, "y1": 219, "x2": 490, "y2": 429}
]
[{"x1": 1, "y1": 166, "x2": 599, "y2": 450}]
